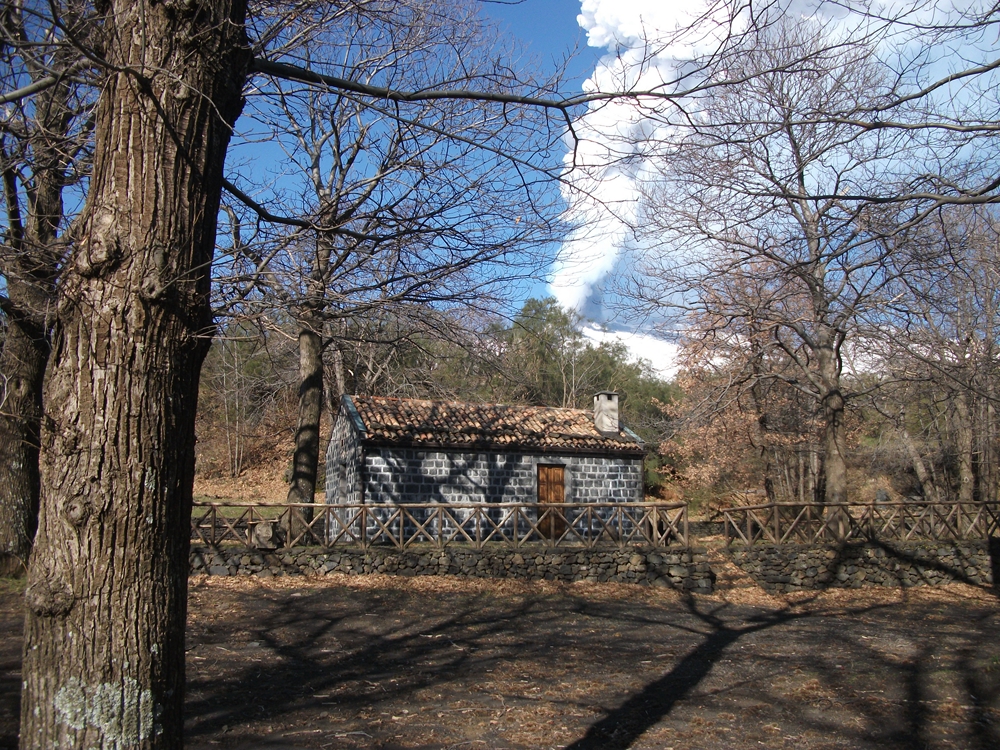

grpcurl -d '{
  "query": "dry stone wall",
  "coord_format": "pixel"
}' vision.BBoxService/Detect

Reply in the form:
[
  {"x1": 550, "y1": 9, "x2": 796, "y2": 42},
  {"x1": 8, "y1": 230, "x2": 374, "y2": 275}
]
[
  {"x1": 190, "y1": 536, "x2": 998, "y2": 596},
  {"x1": 729, "y1": 540, "x2": 995, "y2": 592},
  {"x1": 190, "y1": 545, "x2": 715, "y2": 592}
]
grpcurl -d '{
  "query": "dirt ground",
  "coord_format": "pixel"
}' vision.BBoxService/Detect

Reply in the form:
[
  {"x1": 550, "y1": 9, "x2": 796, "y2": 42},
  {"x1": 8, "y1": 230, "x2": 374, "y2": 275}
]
[{"x1": 0, "y1": 559, "x2": 998, "y2": 750}]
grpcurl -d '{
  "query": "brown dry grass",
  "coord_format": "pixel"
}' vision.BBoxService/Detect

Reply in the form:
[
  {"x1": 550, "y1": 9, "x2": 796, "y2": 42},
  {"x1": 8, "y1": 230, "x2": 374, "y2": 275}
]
[{"x1": 194, "y1": 464, "x2": 295, "y2": 504}]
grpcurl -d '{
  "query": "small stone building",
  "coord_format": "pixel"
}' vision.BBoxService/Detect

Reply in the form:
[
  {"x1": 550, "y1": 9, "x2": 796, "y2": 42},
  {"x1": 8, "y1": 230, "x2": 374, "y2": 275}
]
[{"x1": 325, "y1": 393, "x2": 645, "y2": 512}]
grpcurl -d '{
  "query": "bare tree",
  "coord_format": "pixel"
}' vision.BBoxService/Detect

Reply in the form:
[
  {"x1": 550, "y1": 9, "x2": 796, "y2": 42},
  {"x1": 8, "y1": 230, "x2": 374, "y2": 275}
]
[
  {"x1": 663, "y1": 325, "x2": 829, "y2": 507},
  {"x1": 14, "y1": 0, "x2": 946, "y2": 745},
  {"x1": 198, "y1": 320, "x2": 297, "y2": 479},
  {"x1": 19, "y1": 1, "x2": 249, "y2": 746},
  {"x1": 630, "y1": 22, "x2": 911, "y2": 518},
  {"x1": 11, "y1": 0, "x2": 579, "y2": 745},
  {"x1": 616, "y1": 2, "x2": 1000, "y2": 513},
  {"x1": 0, "y1": 1, "x2": 96, "y2": 573},
  {"x1": 807, "y1": 1, "x2": 1000, "y2": 212},
  {"x1": 868, "y1": 207, "x2": 1000, "y2": 503},
  {"x1": 218, "y1": 0, "x2": 564, "y2": 509},
  {"x1": 0, "y1": 2, "x2": 843, "y2": 582}
]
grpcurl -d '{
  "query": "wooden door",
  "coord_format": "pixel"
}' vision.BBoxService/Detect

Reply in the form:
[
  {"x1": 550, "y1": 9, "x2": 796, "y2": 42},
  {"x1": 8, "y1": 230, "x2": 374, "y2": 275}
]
[{"x1": 537, "y1": 464, "x2": 566, "y2": 539}]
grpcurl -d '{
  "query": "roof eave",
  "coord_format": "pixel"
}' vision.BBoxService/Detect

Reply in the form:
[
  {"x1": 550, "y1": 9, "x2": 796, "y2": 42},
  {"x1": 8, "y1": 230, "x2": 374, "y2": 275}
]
[{"x1": 359, "y1": 436, "x2": 645, "y2": 458}]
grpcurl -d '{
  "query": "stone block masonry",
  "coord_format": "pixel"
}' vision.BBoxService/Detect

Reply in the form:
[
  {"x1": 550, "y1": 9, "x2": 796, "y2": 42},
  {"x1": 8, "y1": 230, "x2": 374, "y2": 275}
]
[
  {"x1": 190, "y1": 545, "x2": 715, "y2": 592},
  {"x1": 729, "y1": 540, "x2": 995, "y2": 593},
  {"x1": 356, "y1": 449, "x2": 644, "y2": 506}
]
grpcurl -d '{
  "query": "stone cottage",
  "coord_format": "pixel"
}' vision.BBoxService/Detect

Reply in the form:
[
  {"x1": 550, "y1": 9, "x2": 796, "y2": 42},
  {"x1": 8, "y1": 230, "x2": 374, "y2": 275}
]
[{"x1": 325, "y1": 393, "x2": 645, "y2": 529}]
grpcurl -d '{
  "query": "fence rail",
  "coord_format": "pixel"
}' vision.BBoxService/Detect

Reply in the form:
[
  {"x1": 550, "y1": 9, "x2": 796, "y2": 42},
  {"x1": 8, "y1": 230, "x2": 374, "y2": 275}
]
[
  {"x1": 191, "y1": 501, "x2": 689, "y2": 551},
  {"x1": 722, "y1": 501, "x2": 1000, "y2": 546}
]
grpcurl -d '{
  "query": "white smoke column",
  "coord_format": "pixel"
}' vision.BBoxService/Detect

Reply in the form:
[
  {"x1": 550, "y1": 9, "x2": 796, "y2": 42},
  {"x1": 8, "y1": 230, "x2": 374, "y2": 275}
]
[
  {"x1": 550, "y1": 0, "x2": 734, "y2": 313},
  {"x1": 551, "y1": 0, "x2": 971, "y2": 314}
]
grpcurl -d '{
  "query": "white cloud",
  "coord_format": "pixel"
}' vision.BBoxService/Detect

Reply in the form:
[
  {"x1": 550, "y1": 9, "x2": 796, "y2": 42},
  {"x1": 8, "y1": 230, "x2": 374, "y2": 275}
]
[
  {"x1": 551, "y1": 0, "x2": 991, "y2": 314},
  {"x1": 581, "y1": 325, "x2": 681, "y2": 379}
]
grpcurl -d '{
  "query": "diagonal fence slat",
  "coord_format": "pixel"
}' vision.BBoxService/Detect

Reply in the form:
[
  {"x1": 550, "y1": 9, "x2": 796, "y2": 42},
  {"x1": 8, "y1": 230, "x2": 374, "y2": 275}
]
[{"x1": 191, "y1": 501, "x2": 689, "y2": 551}]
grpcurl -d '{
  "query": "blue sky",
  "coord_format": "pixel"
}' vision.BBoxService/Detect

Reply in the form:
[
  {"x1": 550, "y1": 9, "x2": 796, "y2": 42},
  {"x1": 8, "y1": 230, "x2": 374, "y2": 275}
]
[
  {"x1": 482, "y1": 0, "x2": 600, "y2": 89},
  {"x1": 475, "y1": 1, "x2": 683, "y2": 375},
  {"x1": 479, "y1": 2, "x2": 599, "y2": 307}
]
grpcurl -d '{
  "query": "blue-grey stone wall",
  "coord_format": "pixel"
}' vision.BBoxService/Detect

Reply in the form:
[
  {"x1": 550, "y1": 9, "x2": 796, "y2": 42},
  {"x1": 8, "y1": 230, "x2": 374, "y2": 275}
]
[
  {"x1": 342, "y1": 449, "x2": 645, "y2": 545},
  {"x1": 190, "y1": 545, "x2": 714, "y2": 592},
  {"x1": 325, "y1": 408, "x2": 363, "y2": 506},
  {"x1": 325, "y1": 408, "x2": 645, "y2": 548},
  {"x1": 359, "y1": 447, "x2": 643, "y2": 505}
]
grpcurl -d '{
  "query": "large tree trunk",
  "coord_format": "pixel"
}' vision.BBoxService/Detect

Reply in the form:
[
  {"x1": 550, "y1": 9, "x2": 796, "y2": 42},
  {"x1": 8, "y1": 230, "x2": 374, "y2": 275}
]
[
  {"x1": 20, "y1": 2, "x2": 248, "y2": 748},
  {"x1": 821, "y1": 388, "x2": 848, "y2": 505},
  {"x1": 286, "y1": 327, "x2": 323, "y2": 539},
  {"x1": 898, "y1": 425, "x2": 941, "y2": 503},
  {"x1": 329, "y1": 338, "x2": 347, "y2": 407},
  {"x1": 820, "y1": 385, "x2": 850, "y2": 539}
]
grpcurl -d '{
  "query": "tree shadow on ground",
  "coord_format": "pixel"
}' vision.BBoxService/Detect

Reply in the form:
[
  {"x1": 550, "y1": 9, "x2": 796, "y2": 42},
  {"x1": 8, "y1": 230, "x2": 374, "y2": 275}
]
[
  {"x1": 183, "y1": 582, "x2": 585, "y2": 740},
  {"x1": 565, "y1": 594, "x2": 806, "y2": 749},
  {"x1": 563, "y1": 587, "x2": 1000, "y2": 750},
  {"x1": 4, "y1": 572, "x2": 993, "y2": 750}
]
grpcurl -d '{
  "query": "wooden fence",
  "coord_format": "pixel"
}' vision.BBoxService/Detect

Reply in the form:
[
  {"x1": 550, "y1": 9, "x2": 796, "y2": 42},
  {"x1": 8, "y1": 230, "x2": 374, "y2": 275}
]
[
  {"x1": 191, "y1": 501, "x2": 689, "y2": 550},
  {"x1": 722, "y1": 501, "x2": 1000, "y2": 546}
]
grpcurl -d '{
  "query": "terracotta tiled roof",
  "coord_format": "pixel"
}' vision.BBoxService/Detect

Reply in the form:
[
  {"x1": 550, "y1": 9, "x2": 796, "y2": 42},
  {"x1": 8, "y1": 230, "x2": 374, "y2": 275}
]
[{"x1": 343, "y1": 395, "x2": 644, "y2": 456}]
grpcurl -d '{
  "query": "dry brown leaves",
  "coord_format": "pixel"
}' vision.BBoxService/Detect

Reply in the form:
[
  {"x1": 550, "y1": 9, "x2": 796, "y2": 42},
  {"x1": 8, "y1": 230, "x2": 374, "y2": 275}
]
[{"x1": 189, "y1": 562, "x2": 996, "y2": 618}]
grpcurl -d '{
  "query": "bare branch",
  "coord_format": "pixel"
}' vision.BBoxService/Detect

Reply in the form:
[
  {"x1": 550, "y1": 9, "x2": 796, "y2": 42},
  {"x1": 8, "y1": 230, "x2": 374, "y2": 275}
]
[{"x1": 251, "y1": 57, "x2": 574, "y2": 110}]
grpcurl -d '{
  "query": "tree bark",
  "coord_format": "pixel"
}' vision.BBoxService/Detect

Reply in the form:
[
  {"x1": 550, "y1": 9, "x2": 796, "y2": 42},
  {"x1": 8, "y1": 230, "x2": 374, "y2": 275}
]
[
  {"x1": 816, "y1": 339, "x2": 849, "y2": 539},
  {"x1": 329, "y1": 339, "x2": 347, "y2": 407},
  {"x1": 952, "y1": 389, "x2": 976, "y2": 504},
  {"x1": 20, "y1": 2, "x2": 248, "y2": 748},
  {"x1": 0, "y1": 34, "x2": 77, "y2": 574},
  {"x1": 821, "y1": 388, "x2": 848, "y2": 505},
  {"x1": 0, "y1": 318, "x2": 45, "y2": 574},
  {"x1": 899, "y1": 426, "x2": 941, "y2": 503},
  {"x1": 286, "y1": 327, "x2": 323, "y2": 537}
]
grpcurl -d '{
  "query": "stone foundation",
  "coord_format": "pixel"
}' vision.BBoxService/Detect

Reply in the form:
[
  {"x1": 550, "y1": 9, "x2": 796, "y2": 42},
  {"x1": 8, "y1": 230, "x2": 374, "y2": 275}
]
[
  {"x1": 729, "y1": 540, "x2": 996, "y2": 592},
  {"x1": 190, "y1": 545, "x2": 715, "y2": 592}
]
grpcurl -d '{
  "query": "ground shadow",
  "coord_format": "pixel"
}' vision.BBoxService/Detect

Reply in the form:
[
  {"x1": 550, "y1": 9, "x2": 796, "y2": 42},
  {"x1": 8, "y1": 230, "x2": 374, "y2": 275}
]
[
  {"x1": 565, "y1": 595, "x2": 805, "y2": 749},
  {"x1": 2, "y1": 574, "x2": 998, "y2": 749}
]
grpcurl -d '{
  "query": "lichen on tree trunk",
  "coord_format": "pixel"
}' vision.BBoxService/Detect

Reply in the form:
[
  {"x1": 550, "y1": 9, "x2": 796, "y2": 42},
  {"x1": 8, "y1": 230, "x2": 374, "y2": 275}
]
[{"x1": 19, "y1": 1, "x2": 249, "y2": 747}]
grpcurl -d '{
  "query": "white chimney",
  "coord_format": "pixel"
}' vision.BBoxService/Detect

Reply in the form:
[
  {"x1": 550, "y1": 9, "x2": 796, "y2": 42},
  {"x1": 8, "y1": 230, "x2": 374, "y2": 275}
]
[{"x1": 594, "y1": 392, "x2": 619, "y2": 434}]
